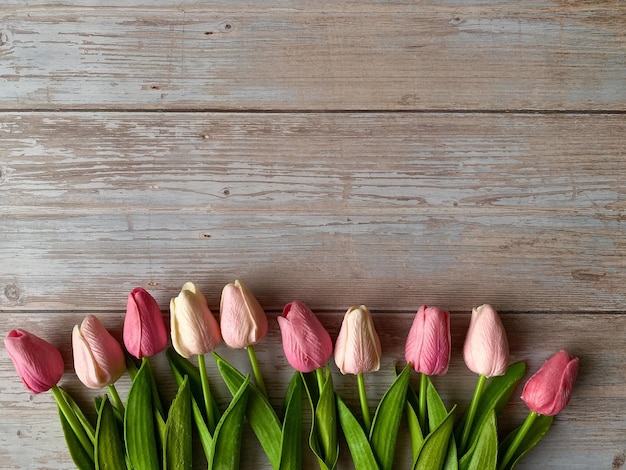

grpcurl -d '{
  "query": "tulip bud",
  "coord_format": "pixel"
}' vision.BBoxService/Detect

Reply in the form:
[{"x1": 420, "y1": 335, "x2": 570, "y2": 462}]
[
  {"x1": 405, "y1": 305, "x2": 451, "y2": 376},
  {"x1": 521, "y1": 350, "x2": 579, "y2": 416},
  {"x1": 334, "y1": 305, "x2": 382, "y2": 375},
  {"x1": 170, "y1": 282, "x2": 222, "y2": 358},
  {"x1": 220, "y1": 280, "x2": 268, "y2": 349},
  {"x1": 72, "y1": 315, "x2": 126, "y2": 389},
  {"x1": 278, "y1": 300, "x2": 333, "y2": 373},
  {"x1": 4, "y1": 329, "x2": 65, "y2": 394},
  {"x1": 463, "y1": 304, "x2": 509, "y2": 377},
  {"x1": 123, "y1": 287, "x2": 168, "y2": 359}
]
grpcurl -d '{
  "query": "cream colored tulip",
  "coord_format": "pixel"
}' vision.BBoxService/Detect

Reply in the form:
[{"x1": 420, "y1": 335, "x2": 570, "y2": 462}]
[
  {"x1": 334, "y1": 305, "x2": 382, "y2": 375},
  {"x1": 220, "y1": 280, "x2": 268, "y2": 349}
]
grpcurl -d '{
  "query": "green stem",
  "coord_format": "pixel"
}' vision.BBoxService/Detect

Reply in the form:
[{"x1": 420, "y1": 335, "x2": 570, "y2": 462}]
[
  {"x1": 498, "y1": 411, "x2": 539, "y2": 470},
  {"x1": 419, "y1": 373, "x2": 428, "y2": 434},
  {"x1": 197, "y1": 353, "x2": 216, "y2": 432},
  {"x1": 357, "y1": 373, "x2": 371, "y2": 433},
  {"x1": 315, "y1": 367, "x2": 326, "y2": 396},
  {"x1": 247, "y1": 345, "x2": 267, "y2": 396},
  {"x1": 144, "y1": 357, "x2": 165, "y2": 418},
  {"x1": 460, "y1": 374, "x2": 487, "y2": 452},
  {"x1": 107, "y1": 383, "x2": 125, "y2": 416},
  {"x1": 51, "y1": 386, "x2": 95, "y2": 457}
]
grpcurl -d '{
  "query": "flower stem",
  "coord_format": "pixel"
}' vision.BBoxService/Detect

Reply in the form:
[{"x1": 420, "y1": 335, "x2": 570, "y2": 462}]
[
  {"x1": 498, "y1": 411, "x2": 539, "y2": 470},
  {"x1": 357, "y1": 373, "x2": 371, "y2": 433},
  {"x1": 460, "y1": 374, "x2": 487, "y2": 452},
  {"x1": 197, "y1": 353, "x2": 216, "y2": 432},
  {"x1": 107, "y1": 383, "x2": 125, "y2": 415},
  {"x1": 419, "y1": 373, "x2": 428, "y2": 434},
  {"x1": 51, "y1": 386, "x2": 94, "y2": 457},
  {"x1": 144, "y1": 357, "x2": 165, "y2": 418},
  {"x1": 315, "y1": 367, "x2": 326, "y2": 396},
  {"x1": 247, "y1": 345, "x2": 267, "y2": 396}
]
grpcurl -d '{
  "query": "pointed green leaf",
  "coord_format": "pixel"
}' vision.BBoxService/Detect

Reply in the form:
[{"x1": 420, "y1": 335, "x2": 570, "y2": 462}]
[
  {"x1": 58, "y1": 405, "x2": 95, "y2": 470},
  {"x1": 498, "y1": 414, "x2": 553, "y2": 470},
  {"x1": 214, "y1": 352, "x2": 282, "y2": 469},
  {"x1": 124, "y1": 358, "x2": 160, "y2": 470},
  {"x1": 59, "y1": 387, "x2": 96, "y2": 442},
  {"x1": 279, "y1": 372, "x2": 303, "y2": 470},
  {"x1": 466, "y1": 410, "x2": 497, "y2": 470},
  {"x1": 337, "y1": 395, "x2": 379, "y2": 470},
  {"x1": 442, "y1": 437, "x2": 458, "y2": 470},
  {"x1": 164, "y1": 377, "x2": 192, "y2": 470},
  {"x1": 414, "y1": 405, "x2": 456, "y2": 470},
  {"x1": 95, "y1": 396, "x2": 126, "y2": 470},
  {"x1": 209, "y1": 376, "x2": 250, "y2": 470},
  {"x1": 405, "y1": 400, "x2": 423, "y2": 465},
  {"x1": 426, "y1": 378, "x2": 448, "y2": 432},
  {"x1": 369, "y1": 364, "x2": 410, "y2": 470}
]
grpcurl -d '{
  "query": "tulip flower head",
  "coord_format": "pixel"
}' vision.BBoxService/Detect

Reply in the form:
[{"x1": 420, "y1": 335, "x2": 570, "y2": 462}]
[
  {"x1": 72, "y1": 315, "x2": 126, "y2": 389},
  {"x1": 463, "y1": 304, "x2": 509, "y2": 378},
  {"x1": 334, "y1": 305, "x2": 382, "y2": 375},
  {"x1": 4, "y1": 329, "x2": 65, "y2": 394},
  {"x1": 170, "y1": 282, "x2": 222, "y2": 358},
  {"x1": 123, "y1": 287, "x2": 168, "y2": 359},
  {"x1": 220, "y1": 280, "x2": 268, "y2": 349},
  {"x1": 405, "y1": 305, "x2": 451, "y2": 376},
  {"x1": 521, "y1": 350, "x2": 579, "y2": 416},
  {"x1": 278, "y1": 300, "x2": 333, "y2": 373}
]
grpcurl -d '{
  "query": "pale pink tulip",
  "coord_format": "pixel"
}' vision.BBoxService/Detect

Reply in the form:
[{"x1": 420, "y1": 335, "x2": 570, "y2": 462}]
[
  {"x1": 405, "y1": 305, "x2": 451, "y2": 376},
  {"x1": 4, "y1": 329, "x2": 65, "y2": 394},
  {"x1": 521, "y1": 350, "x2": 579, "y2": 416},
  {"x1": 170, "y1": 282, "x2": 222, "y2": 358},
  {"x1": 278, "y1": 300, "x2": 333, "y2": 373},
  {"x1": 72, "y1": 315, "x2": 126, "y2": 389},
  {"x1": 334, "y1": 305, "x2": 382, "y2": 375},
  {"x1": 123, "y1": 287, "x2": 168, "y2": 358},
  {"x1": 463, "y1": 304, "x2": 509, "y2": 377},
  {"x1": 220, "y1": 280, "x2": 268, "y2": 349}
]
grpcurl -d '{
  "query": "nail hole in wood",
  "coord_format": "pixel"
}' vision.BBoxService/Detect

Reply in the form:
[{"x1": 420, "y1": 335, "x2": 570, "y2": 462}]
[{"x1": 4, "y1": 283, "x2": 20, "y2": 301}]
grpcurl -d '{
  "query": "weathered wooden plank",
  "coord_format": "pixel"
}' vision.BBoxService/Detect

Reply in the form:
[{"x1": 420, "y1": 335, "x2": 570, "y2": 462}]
[
  {"x1": 1, "y1": 3, "x2": 624, "y2": 110},
  {"x1": 0, "y1": 311, "x2": 622, "y2": 469},
  {"x1": 1, "y1": 112, "x2": 624, "y2": 312}
]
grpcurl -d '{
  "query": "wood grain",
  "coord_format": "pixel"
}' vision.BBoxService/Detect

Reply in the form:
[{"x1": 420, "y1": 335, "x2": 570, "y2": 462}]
[{"x1": 1, "y1": 2, "x2": 625, "y2": 110}]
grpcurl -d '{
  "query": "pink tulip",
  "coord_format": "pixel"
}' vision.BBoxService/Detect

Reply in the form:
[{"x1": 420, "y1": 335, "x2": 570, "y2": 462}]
[
  {"x1": 278, "y1": 300, "x2": 333, "y2": 373},
  {"x1": 405, "y1": 305, "x2": 451, "y2": 376},
  {"x1": 72, "y1": 315, "x2": 126, "y2": 389},
  {"x1": 4, "y1": 329, "x2": 65, "y2": 394},
  {"x1": 123, "y1": 287, "x2": 168, "y2": 359},
  {"x1": 170, "y1": 282, "x2": 222, "y2": 358},
  {"x1": 220, "y1": 280, "x2": 268, "y2": 349},
  {"x1": 463, "y1": 304, "x2": 509, "y2": 377},
  {"x1": 521, "y1": 350, "x2": 579, "y2": 416},
  {"x1": 334, "y1": 305, "x2": 382, "y2": 375}
]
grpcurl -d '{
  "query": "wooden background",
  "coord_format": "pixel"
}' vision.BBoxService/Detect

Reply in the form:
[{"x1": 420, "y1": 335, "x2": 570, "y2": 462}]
[{"x1": 1, "y1": 1, "x2": 625, "y2": 468}]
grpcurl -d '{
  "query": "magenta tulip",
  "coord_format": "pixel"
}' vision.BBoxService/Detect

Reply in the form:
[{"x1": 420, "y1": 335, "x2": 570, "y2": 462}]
[
  {"x1": 220, "y1": 280, "x2": 268, "y2": 349},
  {"x1": 123, "y1": 287, "x2": 168, "y2": 358},
  {"x1": 463, "y1": 304, "x2": 509, "y2": 378},
  {"x1": 405, "y1": 305, "x2": 451, "y2": 376},
  {"x1": 521, "y1": 350, "x2": 579, "y2": 416},
  {"x1": 4, "y1": 329, "x2": 65, "y2": 394},
  {"x1": 278, "y1": 300, "x2": 333, "y2": 373},
  {"x1": 72, "y1": 315, "x2": 126, "y2": 389}
]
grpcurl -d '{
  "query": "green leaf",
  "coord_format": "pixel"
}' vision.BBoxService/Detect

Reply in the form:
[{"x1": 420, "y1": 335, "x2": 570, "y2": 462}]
[
  {"x1": 426, "y1": 378, "x2": 448, "y2": 432},
  {"x1": 95, "y1": 396, "x2": 126, "y2": 470},
  {"x1": 164, "y1": 377, "x2": 193, "y2": 470},
  {"x1": 214, "y1": 352, "x2": 282, "y2": 469},
  {"x1": 442, "y1": 437, "x2": 458, "y2": 470},
  {"x1": 209, "y1": 376, "x2": 250, "y2": 470},
  {"x1": 124, "y1": 358, "x2": 160, "y2": 470},
  {"x1": 465, "y1": 410, "x2": 497, "y2": 470},
  {"x1": 405, "y1": 400, "x2": 423, "y2": 465},
  {"x1": 59, "y1": 387, "x2": 96, "y2": 442},
  {"x1": 336, "y1": 395, "x2": 379, "y2": 470},
  {"x1": 369, "y1": 364, "x2": 411, "y2": 470},
  {"x1": 279, "y1": 372, "x2": 303, "y2": 470},
  {"x1": 58, "y1": 404, "x2": 95, "y2": 470},
  {"x1": 498, "y1": 415, "x2": 553, "y2": 470},
  {"x1": 414, "y1": 405, "x2": 456, "y2": 470}
]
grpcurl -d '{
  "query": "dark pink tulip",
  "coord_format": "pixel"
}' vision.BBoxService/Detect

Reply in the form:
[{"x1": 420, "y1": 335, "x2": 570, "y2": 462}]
[
  {"x1": 521, "y1": 350, "x2": 579, "y2": 416},
  {"x1": 405, "y1": 305, "x2": 451, "y2": 376},
  {"x1": 4, "y1": 329, "x2": 65, "y2": 394},
  {"x1": 123, "y1": 287, "x2": 168, "y2": 359},
  {"x1": 278, "y1": 300, "x2": 333, "y2": 373}
]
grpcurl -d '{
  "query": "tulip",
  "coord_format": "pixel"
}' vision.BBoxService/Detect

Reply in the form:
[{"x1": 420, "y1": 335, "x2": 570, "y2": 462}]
[
  {"x1": 220, "y1": 280, "x2": 269, "y2": 395},
  {"x1": 5, "y1": 329, "x2": 65, "y2": 394},
  {"x1": 499, "y1": 350, "x2": 579, "y2": 470},
  {"x1": 278, "y1": 300, "x2": 333, "y2": 373},
  {"x1": 123, "y1": 287, "x2": 168, "y2": 359},
  {"x1": 72, "y1": 315, "x2": 126, "y2": 389},
  {"x1": 461, "y1": 304, "x2": 510, "y2": 452},
  {"x1": 334, "y1": 305, "x2": 381, "y2": 432}
]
